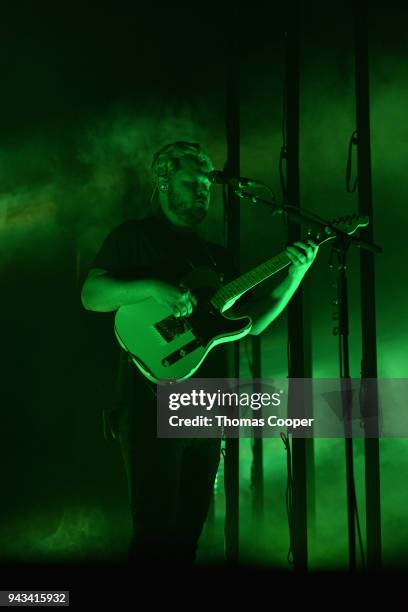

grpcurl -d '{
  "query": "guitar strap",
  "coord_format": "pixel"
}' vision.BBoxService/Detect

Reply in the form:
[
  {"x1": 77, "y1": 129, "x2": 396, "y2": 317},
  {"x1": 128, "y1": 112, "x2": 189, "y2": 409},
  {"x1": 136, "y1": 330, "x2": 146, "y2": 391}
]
[{"x1": 184, "y1": 237, "x2": 225, "y2": 284}]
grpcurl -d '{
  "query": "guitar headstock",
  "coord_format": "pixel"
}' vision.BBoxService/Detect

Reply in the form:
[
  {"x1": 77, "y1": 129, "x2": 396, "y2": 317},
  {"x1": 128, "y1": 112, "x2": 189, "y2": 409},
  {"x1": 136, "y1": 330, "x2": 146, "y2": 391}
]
[{"x1": 307, "y1": 213, "x2": 369, "y2": 246}]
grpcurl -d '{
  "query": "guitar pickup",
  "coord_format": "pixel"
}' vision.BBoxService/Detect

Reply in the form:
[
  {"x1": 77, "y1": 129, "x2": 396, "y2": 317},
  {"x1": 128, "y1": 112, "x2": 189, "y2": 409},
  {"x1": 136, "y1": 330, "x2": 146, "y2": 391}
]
[{"x1": 155, "y1": 315, "x2": 192, "y2": 343}]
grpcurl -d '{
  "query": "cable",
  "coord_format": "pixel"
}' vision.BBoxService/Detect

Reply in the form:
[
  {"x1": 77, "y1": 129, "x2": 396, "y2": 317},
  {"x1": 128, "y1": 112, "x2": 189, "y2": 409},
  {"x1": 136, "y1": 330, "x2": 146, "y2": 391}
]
[
  {"x1": 344, "y1": 134, "x2": 365, "y2": 599},
  {"x1": 346, "y1": 131, "x2": 359, "y2": 193},
  {"x1": 280, "y1": 431, "x2": 294, "y2": 565},
  {"x1": 280, "y1": 34, "x2": 288, "y2": 205},
  {"x1": 331, "y1": 250, "x2": 366, "y2": 569},
  {"x1": 244, "y1": 337, "x2": 253, "y2": 376},
  {"x1": 279, "y1": 147, "x2": 288, "y2": 204},
  {"x1": 353, "y1": 473, "x2": 366, "y2": 569},
  {"x1": 281, "y1": 34, "x2": 287, "y2": 152}
]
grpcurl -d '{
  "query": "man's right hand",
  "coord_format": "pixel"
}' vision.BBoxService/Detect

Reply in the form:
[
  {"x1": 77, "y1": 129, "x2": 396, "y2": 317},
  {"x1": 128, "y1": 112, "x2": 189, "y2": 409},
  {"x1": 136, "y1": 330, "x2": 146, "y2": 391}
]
[{"x1": 150, "y1": 280, "x2": 197, "y2": 317}]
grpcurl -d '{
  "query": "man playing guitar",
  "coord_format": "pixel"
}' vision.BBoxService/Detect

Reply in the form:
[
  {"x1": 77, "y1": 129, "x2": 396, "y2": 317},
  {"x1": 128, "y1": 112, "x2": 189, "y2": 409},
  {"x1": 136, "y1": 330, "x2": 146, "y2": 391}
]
[{"x1": 81, "y1": 141, "x2": 318, "y2": 565}]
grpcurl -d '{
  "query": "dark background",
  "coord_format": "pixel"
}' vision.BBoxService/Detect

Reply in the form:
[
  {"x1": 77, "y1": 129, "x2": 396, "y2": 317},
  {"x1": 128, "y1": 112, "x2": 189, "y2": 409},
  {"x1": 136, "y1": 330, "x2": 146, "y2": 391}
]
[{"x1": 1, "y1": 0, "x2": 408, "y2": 571}]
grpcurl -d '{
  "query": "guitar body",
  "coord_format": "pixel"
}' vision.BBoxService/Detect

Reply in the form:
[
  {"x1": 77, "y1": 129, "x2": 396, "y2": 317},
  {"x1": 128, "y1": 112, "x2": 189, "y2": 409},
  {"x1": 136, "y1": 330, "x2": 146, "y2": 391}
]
[{"x1": 114, "y1": 266, "x2": 252, "y2": 384}]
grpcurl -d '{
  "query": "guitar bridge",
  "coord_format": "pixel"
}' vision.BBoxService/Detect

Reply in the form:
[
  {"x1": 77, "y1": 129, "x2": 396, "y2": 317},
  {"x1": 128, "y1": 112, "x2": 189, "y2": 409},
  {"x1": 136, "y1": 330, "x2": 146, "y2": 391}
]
[{"x1": 162, "y1": 338, "x2": 202, "y2": 367}]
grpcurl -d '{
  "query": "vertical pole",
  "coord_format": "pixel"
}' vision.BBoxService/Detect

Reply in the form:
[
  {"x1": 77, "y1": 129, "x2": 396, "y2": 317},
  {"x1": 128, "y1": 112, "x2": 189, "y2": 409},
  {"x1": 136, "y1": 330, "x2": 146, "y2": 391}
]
[
  {"x1": 251, "y1": 336, "x2": 264, "y2": 518},
  {"x1": 354, "y1": 2, "x2": 382, "y2": 570},
  {"x1": 223, "y1": 19, "x2": 240, "y2": 565},
  {"x1": 285, "y1": 1, "x2": 310, "y2": 572},
  {"x1": 337, "y1": 244, "x2": 357, "y2": 570}
]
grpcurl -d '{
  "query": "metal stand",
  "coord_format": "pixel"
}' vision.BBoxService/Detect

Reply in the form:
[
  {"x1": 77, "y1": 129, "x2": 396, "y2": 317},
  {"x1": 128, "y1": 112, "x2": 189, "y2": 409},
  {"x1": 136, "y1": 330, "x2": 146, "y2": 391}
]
[
  {"x1": 354, "y1": 2, "x2": 382, "y2": 570},
  {"x1": 223, "y1": 30, "x2": 240, "y2": 566},
  {"x1": 251, "y1": 336, "x2": 264, "y2": 518},
  {"x1": 284, "y1": 3, "x2": 310, "y2": 571},
  {"x1": 331, "y1": 238, "x2": 357, "y2": 570}
]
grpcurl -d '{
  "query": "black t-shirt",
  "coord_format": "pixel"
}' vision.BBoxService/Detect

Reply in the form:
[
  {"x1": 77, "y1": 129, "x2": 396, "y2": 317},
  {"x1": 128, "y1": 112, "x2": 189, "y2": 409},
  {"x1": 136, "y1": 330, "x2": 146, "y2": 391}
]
[
  {"x1": 91, "y1": 213, "x2": 237, "y2": 402},
  {"x1": 92, "y1": 214, "x2": 236, "y2": 287}
]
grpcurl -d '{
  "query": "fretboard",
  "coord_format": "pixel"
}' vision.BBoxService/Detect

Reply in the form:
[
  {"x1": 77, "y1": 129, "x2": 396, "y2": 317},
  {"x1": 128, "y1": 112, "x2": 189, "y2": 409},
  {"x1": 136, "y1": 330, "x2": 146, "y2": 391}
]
[{"x1": 211, "y1": 250, "x2": 291, "y2": 311}]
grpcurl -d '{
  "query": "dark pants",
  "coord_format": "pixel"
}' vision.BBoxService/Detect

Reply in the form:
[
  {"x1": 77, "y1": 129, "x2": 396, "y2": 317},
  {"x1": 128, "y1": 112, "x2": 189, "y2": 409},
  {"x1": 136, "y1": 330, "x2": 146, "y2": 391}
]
[{"x1": 118, "y1": 379, "x2": 221, "y2": 565}]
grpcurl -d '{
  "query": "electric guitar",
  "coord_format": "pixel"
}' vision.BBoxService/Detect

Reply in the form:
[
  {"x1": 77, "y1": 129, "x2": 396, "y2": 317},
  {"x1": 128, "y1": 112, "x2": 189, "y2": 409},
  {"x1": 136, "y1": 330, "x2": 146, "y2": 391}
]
[{"x1": 114, "y1": 214, "x2": 368, "y2": 383}]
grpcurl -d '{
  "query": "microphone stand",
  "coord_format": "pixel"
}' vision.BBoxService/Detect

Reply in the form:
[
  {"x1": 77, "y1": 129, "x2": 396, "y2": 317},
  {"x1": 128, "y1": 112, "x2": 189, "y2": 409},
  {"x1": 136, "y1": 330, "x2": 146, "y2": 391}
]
[
  {"x1": 332, "y1": 234, "x2": 358, "y2": 568},
  {"x1": 235, "y1": 188, "x2": 382, "y2": 254},
  {"x1": 236, "y1": 187, "x2": 382, "y2": 570}
]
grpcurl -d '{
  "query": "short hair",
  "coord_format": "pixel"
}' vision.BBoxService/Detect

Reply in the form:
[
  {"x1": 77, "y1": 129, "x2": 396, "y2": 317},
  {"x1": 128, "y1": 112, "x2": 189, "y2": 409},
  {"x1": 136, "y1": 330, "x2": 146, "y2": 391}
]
[{"x1": 151, "y1": 141, "x2": 213, "y2": 183}]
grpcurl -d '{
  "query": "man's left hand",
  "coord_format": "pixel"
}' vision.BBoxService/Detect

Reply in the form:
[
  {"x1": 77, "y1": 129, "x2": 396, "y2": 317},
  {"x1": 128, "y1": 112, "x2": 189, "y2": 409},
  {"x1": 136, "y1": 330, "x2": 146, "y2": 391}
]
[{"x1": 286, "y1": 239, "x2": 319, "y2": 278}]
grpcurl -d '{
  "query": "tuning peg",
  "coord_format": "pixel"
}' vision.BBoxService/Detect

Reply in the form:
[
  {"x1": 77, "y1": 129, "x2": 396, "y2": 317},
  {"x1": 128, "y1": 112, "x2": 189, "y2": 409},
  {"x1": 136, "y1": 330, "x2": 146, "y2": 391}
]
[
  {"x1": 333, "y1": 327, "x2": 339, "y2": 336},
  {"x1": 332, "y1": 312, "x2": 339, "y2": 321}
]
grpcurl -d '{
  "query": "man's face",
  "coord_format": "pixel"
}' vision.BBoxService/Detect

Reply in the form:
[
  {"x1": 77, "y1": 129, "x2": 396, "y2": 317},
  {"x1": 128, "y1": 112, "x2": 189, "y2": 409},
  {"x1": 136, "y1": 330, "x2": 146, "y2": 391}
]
[{"x1": 165, "y1": 157, "x2": 212, "y2": 227}]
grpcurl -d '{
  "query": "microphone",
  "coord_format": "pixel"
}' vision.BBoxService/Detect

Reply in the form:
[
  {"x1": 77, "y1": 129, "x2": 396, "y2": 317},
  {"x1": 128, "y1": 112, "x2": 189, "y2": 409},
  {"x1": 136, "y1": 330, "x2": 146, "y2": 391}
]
[{"x1": 207, "y1": 170, "x2": 255, "y2": 188}]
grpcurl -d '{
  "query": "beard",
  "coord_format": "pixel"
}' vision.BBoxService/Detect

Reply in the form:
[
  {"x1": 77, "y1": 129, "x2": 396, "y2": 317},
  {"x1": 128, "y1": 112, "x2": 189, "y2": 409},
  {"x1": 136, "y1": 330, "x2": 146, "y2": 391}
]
[{"x1": 168, "y1": 186, "x2": 207, "y2": 225}]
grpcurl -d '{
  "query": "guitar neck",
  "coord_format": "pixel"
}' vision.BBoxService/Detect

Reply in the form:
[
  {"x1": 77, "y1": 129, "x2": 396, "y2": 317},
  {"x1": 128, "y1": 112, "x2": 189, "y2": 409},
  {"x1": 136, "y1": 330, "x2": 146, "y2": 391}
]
[{"x1": 211, "y1": 250, "x2": 291, "y2": 310}]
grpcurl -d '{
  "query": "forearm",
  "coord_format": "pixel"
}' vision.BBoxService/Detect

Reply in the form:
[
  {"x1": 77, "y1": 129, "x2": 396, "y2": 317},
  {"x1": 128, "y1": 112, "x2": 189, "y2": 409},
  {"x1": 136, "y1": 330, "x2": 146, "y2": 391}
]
[
  {"x1": 232, "y1": 269, "x2": 306, "y2": 335},
  {"x1": 81, "y1": 273, "x2": 155, "y2": 312}
]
